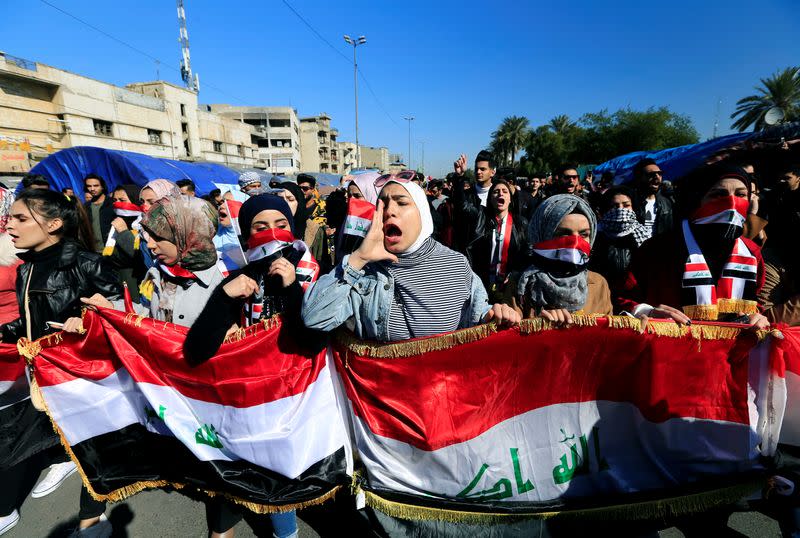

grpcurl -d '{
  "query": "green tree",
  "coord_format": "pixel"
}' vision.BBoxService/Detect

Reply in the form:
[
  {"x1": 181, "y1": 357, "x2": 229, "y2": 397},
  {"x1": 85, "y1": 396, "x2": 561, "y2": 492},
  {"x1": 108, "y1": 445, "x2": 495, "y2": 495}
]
[
  {"x1": 731, "y1": 66, "x2": 800, "y2": 132},
  {"x1": 490, "y1": 116, "x2": 530, "y2": 166},
  {"x1": 518, "y1": 107, "x2": 699, "y2": 172},
  {"x1": 548, "y1": 114, "x2": 574, "y2": 134}
]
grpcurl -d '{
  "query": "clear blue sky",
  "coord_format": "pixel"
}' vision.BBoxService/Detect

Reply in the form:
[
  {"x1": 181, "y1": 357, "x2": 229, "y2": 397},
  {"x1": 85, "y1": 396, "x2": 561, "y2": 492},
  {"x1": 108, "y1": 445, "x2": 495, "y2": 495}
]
[{"x1": 3, "y1": 0, "x2": 799, "y2": 176}]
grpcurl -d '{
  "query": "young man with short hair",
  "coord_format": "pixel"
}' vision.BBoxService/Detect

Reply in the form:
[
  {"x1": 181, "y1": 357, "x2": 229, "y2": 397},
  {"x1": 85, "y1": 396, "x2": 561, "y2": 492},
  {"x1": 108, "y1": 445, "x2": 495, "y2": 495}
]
[
  {"x1": 631, "y1": 158, "x2": 673, "y2": 238},
  {"x1": 176, "y1": 179, "x2": 196, "y2": 197},
  {"x1": 297, "y1": 173, "x2": 326, "y2": 224},
  {"x1": 83, "y1": 174, "x2": 115, "y2": 253}
]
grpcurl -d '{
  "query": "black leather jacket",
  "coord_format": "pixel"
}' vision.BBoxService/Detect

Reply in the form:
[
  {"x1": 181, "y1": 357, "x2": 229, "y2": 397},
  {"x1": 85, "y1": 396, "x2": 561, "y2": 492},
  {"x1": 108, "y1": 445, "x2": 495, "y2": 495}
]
[
  {"x1": 2, "y1": 240, "x2": 121, "y2": 342},
  {"x1": 634, "y1": 192, "x2": 674, "y2": 237}
]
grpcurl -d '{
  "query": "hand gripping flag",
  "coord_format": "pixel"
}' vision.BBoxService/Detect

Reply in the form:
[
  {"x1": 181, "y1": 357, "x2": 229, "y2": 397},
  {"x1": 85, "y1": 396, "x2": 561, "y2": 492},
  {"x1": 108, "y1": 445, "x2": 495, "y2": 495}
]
[
  {"x1": 332, "y1": 317, "x2": 783, "y2": 525},
  {"x1": 28, "y1": 309, "x2": 351, "y2": 511},
  {"x1": 246, "y1": 229, "x2": 320, "y2": 291}
]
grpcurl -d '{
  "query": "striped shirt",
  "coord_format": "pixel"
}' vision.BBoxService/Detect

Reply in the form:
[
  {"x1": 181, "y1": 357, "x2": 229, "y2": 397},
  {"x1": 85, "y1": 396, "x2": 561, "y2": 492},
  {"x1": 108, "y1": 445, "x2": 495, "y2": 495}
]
[{"x1": 385, "y1": 238, "x2": 474, "y2": 341}]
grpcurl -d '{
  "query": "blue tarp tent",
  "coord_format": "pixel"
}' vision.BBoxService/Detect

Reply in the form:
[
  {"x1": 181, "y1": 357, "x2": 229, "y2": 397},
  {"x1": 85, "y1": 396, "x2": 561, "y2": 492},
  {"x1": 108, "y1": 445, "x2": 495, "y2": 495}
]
[
  {"x1": 594, "y1": 122, "x2": 800, "y2": 185},
  {"x1": 29, "y1": 146, "x2": 241, "y2": 196}
]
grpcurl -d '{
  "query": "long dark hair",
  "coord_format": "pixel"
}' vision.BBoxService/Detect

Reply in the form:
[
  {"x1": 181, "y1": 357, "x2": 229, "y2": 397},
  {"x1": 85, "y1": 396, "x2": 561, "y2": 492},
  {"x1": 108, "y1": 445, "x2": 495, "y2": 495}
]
[
  {"x1": 487, "y1": 178, "x2": 518, "y2": 219},
  {"x1": 17, "y1": 189, "x2": 95, "y2": 251}
]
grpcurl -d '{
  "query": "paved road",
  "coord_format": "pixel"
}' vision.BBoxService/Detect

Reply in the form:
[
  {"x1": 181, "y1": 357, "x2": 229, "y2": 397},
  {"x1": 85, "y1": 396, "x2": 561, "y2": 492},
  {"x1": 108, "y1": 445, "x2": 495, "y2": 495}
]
[{"x1": 7, "y1": 468, "x2": 784, "y2": 537}]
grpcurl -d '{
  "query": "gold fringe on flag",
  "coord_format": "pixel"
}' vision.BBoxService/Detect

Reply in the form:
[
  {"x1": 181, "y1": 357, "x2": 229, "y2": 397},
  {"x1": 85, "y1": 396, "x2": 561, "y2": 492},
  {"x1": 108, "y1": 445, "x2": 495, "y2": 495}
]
[
  {"x1": 718, "y1": 298, "x2": 760, "y2": 315},
  {"x1": 337, "y1": 315, "x2": 774, "y2": 359},
  {"x1": 364, "y1": 477, "x2": 764, "y2": 524},
  {"x1": 336, "y1": 322, "x2": 500, "y2": 359},
  {"x1": 223, "y1": 315, "x2": 282, "y2": 344}
]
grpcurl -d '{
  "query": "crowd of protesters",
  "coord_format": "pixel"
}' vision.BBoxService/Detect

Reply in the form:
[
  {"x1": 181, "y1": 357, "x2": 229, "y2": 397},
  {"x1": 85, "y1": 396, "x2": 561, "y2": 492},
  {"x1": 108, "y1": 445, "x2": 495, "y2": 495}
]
[{"x1": 0, "y1": 147, "x2": 799, "y2": 536}]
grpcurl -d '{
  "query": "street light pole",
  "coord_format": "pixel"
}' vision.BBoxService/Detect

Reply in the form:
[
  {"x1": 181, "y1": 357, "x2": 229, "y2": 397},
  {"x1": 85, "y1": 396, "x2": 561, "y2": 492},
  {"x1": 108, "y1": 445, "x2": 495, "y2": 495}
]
[
  {"x1": 344, "y1": 35, "x2": 366, "y2": 170},
  {"x1": 403, "y1": 116, "x2": 414, "y2": 169}
]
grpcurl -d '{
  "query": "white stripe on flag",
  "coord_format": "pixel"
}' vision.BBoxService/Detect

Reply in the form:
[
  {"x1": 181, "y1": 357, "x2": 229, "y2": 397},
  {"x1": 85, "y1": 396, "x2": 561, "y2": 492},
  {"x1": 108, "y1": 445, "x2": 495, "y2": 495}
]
[
  {"x1": 693, "y1": 210, "x2": 746, "y2": 227},
  {"x1": 350, "y1": 400, "x2": 762, "y2": 503},
  {"x1": 532, "y1": 247, "x2": 588, "y2": 265},
  {"x1": 42, "y1": 363, "x2": 350, "y2": 479},
  {"x1": 344, "y1": 215, "x2": 371, "y2": 238},
  {"x1": 684, "y1": 270, "x2": 712, "y2": 280}
]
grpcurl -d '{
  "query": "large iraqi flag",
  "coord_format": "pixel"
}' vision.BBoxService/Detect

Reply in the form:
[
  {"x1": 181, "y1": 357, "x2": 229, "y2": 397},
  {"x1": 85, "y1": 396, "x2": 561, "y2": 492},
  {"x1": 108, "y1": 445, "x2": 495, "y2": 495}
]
[
  {"x1": 333, "y1": 317, "x2": 781, "y2": 519},
  {"x1": 27, "y1": 308, "x2": 351, "y2": 511}
]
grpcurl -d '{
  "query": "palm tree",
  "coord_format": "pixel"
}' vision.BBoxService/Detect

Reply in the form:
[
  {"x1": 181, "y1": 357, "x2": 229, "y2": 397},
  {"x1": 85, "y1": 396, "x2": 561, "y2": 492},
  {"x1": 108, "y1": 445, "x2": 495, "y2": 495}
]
[
  {"x1": 491, "y1": 116, "x2": 530, "y2": 166},
  {"x1": 731, "y1": 66, "x2": 800, "y2": 132},
  {"x1": 548, "y1": 115, "x2": 573, "y2": 134}
]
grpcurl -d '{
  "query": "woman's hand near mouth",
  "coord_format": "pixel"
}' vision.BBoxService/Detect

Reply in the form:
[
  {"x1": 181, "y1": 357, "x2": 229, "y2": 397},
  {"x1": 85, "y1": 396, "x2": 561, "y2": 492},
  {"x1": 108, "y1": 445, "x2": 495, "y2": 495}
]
[{"x1": 349, "y1": 200, "x2": 399, "y2": 270}]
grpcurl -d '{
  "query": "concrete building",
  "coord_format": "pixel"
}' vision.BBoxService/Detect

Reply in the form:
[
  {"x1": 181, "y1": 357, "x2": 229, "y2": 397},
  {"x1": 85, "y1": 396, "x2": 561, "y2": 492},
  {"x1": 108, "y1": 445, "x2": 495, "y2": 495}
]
[
  {"x1": 0, "y1": 52, "x2": 260, "y2": 173},
  {"x1": 360, "y1": 145, "x2": 390, "y2": 171},
  {"x1": 338, "y1": 141, "x2": 358, "y2": 174},
  {"x1": 208, "y1": 105, "x2": 301, "y2": 174},
  {"x1": 299, "y1": 113, "x2": 345, "y2": 174}
]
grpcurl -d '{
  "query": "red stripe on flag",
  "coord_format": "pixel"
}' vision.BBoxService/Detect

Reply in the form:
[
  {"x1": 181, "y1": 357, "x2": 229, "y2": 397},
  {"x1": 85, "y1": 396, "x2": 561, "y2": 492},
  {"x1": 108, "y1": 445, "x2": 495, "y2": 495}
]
[
  {"x1": 728, "y1": 255, "x2": 757, "y2": 266},
  {"x1": 533, "y1": 235, "x2": 591, "y2": 256},
  {"x1": 0, "y1": 344, "x2": 24, "y2": 383},
  {"x1": 347, "y1": 197, "x2": 375, "y2": 220},
  {"x1": 34, "y1": 309, "x2": 327, "y2": 408},
  {"x1": 334, "y1": 321, "x2": 756, "y2": 451},
  {"x1": 685, "y1": 263, "x2": 710, "y2": 272}
]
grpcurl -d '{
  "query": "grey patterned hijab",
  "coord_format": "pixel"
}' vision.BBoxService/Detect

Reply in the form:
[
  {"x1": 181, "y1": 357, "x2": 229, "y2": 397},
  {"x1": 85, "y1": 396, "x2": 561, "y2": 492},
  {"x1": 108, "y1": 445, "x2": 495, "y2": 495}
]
[{"x1": 517, "y1": 195, "x2": 597, "y2": 313}]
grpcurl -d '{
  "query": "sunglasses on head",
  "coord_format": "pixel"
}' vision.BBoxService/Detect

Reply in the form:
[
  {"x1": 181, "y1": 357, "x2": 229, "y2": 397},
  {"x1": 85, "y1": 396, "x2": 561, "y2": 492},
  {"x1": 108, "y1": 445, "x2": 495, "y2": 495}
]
[{"x1": 374, "y1": 170, "x2": 418, "y2": 189}]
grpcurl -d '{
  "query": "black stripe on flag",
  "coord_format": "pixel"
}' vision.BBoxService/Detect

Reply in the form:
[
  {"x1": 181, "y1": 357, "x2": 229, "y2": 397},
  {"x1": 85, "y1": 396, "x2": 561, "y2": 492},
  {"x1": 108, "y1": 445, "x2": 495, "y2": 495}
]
[
  {"x1": 682, "y1": 277, "x2": 715, "y2": 287},
  {"x1": 71, "y1": 423, "x2": 348, "y2": 506},
  {"x1": 721, "y1": 269, "x2": 757, "y2": 280}
]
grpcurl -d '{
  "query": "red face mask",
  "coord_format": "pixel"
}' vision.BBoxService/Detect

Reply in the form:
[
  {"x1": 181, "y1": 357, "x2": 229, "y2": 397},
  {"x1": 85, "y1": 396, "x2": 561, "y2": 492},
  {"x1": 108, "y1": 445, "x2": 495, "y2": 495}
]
[
  {"x1": 692, "y1": 195, "x2": 748, "y2": 225},
  {"x1": 532, "y1": 235, "x2": 591, "y2": 267}
]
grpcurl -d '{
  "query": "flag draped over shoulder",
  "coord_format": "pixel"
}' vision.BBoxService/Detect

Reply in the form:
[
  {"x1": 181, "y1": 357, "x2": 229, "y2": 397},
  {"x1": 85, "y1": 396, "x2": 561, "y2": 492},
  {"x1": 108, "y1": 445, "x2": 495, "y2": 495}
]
[
  {"x1": 332, "y1": 318, "x2": 784, "y2": 522},
  {"x1": 28, "y1": 308, "x2": 351, "y2": 512}
]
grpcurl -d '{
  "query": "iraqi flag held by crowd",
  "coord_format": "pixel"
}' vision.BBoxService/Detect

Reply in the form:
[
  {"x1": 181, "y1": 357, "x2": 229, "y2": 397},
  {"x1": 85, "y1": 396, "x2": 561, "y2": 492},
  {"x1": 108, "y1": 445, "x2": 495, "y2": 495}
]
[
  {"x1": 343, "y1": 197, "x2": 375, "y2": 238},
  {"x1": 332, "y1": 317, "x2": 784, "y2": 523},
  {"x1": 27, "y1": 308, "x2": 351, "y2": 510}
]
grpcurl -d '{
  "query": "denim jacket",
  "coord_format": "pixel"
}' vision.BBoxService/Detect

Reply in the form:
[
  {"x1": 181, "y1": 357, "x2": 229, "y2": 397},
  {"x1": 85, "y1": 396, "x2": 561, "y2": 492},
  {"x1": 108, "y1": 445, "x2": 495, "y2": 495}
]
[{"x1": 301, "y1": 254, "x2": 491, "y2": 341}]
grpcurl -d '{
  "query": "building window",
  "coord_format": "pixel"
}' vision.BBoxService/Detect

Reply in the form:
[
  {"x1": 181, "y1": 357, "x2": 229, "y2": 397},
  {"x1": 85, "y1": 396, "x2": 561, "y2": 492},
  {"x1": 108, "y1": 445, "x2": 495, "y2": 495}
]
[
  {"x1": 93, "y1": 119, "x2": 113, "y2": 137},
  {"x1": 180, "y1": 103, "x2": 186, "y2": 117},
  {"x1": 147, "y1": 129, "x2": 162, "y2": 144},
  {"x1": 213, "y1": 141, "x2": 223, "y2": 153},
  {"x1": 237, "y1": 144, "x2": 245, "y2": 157}
]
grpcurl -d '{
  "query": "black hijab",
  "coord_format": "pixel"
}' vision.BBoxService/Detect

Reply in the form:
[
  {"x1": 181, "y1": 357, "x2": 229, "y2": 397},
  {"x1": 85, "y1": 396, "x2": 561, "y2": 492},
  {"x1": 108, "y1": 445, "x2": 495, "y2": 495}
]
[{"x1": 279, "y1": 182, "x2": 308, "y2": 240}]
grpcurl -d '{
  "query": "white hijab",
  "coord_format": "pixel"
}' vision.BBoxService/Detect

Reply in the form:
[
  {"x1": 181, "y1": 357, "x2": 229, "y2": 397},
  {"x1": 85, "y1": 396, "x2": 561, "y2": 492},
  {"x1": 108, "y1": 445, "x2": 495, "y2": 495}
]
[{"x1": 379, "y1": 180, "x2": 433, "y2": 255}]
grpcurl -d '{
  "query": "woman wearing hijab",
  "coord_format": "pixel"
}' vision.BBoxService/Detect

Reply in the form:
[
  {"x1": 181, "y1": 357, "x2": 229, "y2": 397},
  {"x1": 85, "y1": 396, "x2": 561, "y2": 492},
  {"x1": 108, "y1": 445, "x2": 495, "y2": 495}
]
[
  {"x1": 335, "y1": 172, "x2": 382, "y2": 263},
  {"x1": 183, "y1": 194, "x2": 311, "y2": 538},
  {"x1": 277, "y1": 182, "x2": 330, "y2": 274},
  {"x1": 618, "y1": 162, "x2": 769, "y2": 329},
  {"x1": 505, "y1": 194, "x2": 613, "y2": 323},
  {"x1": 302, "y1": 176, "x2": 520, "y2": 341},
  {"x1": 185, "y1": 194, "x2": 320, "y2": 363},
  {"x1": 346, "y1": 172, "x2": 380, "y2": 205},
  {"x1": 82, "y1": 195, "x2": 222, "y2": 326},
  {"x1": 590, "y1": 186, "x2": 651, "y2": 298},
  {"x1": 139, "y1": 179, "x2": 181, "y2": 211}
]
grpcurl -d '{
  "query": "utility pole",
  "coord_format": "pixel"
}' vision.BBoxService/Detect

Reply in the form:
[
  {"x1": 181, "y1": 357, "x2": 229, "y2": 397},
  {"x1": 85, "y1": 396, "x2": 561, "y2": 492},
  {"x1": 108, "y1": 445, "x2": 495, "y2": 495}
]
[
  {"x1": 344, "y1": 35, "x2": 366, "y2": 169},
  {"x1": 419, "y1": 140, "x2": 425, "y2": 174},
  {"x1": 712, "y1": 97, "x2": 721, "y2": 139},
  {"x1": 403, "y1": 116, "x2": 414, "y2": 169}
]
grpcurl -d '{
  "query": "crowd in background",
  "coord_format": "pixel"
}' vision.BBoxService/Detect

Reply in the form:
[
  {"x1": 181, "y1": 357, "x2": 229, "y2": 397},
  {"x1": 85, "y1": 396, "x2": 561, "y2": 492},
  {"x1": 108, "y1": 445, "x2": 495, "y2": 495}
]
[{"x1": 0, "y1": 147, "x2": 799, "y2": 536}]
